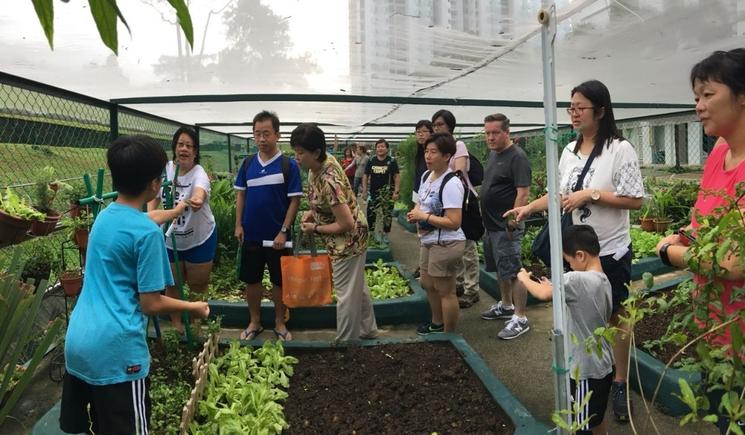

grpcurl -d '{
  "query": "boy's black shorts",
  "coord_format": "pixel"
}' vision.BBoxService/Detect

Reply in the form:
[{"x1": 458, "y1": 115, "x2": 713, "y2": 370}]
[
  {"x1": 60, "y1": 373, "x2": 151, "y2": 435},
  {"x1": 570, "y1": 372, "x2": 612, "y2": 433},
  {"x1": 238, "y1": 241, "x2": 290, "y2": 287}
]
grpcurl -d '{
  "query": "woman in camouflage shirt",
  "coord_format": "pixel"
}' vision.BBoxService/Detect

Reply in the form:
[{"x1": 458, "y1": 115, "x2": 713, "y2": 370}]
[{"x1": 292, "y1": 123, "x2": 379, "y2": 342}]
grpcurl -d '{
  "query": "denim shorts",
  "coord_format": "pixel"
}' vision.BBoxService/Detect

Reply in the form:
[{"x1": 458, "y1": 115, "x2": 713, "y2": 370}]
[{"x1": 166, "y1": 229, "x2": 217, "y2": 264}]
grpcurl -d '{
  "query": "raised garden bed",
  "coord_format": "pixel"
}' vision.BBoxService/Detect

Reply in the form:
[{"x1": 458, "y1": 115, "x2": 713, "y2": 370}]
[
  {"x1": 280, "y1": 335, "x2": 548, "y2": 434},
  {"x1": 209, "y1": 261, "x2": 430, "y2": 329},
  {"x1": 628, "y1": 274, "x2": 701, "y2": 417}
]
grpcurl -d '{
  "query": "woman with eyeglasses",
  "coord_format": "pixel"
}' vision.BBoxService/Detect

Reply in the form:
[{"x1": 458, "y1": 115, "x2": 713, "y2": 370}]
[
  {"x1": 412, "y1": 120, "x2": 434, "y2": 203},
  {"x1": 147, "y1": 126, "x2": 217, "y2": 332},
  {"x1": 505, "y1": 80, "x2": 644, "y2": 424}
]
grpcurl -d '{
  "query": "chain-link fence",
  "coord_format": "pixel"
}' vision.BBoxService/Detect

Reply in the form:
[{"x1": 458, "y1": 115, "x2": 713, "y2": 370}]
[
  {"x1": 0, "y1": 73, "x2": 246, "y2": 209},
  {"x1": 511, "y1": 111, "x2": 711, "y2": 171}
]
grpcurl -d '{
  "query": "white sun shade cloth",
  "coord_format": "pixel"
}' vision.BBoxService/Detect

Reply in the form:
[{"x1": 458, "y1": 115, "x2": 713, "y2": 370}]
[{"x1": 1, "y1": 0, "x2": 742, "y2": 138}]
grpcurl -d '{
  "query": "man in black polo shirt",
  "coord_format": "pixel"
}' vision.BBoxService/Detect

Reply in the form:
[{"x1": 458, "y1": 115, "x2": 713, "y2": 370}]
[
  {"x1": 361, "y1": 138, "x2": 400, "y2": 242},
  {"x1": 478, "y1": 114, "x2": 533, "y2": 340}
]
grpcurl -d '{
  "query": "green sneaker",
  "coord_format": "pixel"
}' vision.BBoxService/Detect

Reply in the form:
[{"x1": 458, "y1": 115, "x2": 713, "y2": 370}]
[{"x1": 416, "y1": 322, "x2": 444, "y2": 336}]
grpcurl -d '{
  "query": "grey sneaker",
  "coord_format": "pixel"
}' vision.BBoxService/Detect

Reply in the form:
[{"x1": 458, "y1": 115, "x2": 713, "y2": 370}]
[
  {"x1": 458, "y1": 292, "x2": 480, "y2": 308},
  {"x1": 611, "y1": 381, "x2": 631, "y2": 422},
  {"x1": 480, "y1": 301, "x2": 515, "y2": 320},
  {"x1": 497, "y1": 316, "x2": 530, "y2": 340}
]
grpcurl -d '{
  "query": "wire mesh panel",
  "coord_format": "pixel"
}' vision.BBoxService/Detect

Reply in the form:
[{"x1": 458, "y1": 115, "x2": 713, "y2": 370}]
[
  {"x1": 118, "y1": 108, "x2": 181, "y2": 151},
  {"x1": 0, "y1": 80, "x2": 110, "y2": 193},
  {"x1": 198, "y1": 129, "x2": 231, "y2": 174},
  {"x1": 512, "y1": 111, "x2": 707, "y2": 170}
]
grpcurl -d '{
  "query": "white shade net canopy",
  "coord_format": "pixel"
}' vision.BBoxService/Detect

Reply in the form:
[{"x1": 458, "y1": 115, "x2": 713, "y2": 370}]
[{"x1": 1, "y1": 0, "x2": 743, "y2": 140}]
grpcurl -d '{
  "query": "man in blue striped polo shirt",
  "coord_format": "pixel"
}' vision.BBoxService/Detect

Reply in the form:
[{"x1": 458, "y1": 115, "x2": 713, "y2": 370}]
[{"x1": 234, "y1": 110, "x2": 302, "y2": 341}]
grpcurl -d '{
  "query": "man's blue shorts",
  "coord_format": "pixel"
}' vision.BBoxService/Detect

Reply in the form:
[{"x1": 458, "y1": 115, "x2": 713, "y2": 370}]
[{"x1": 166, "y1": 229, "x2": 217, "y2": 264}]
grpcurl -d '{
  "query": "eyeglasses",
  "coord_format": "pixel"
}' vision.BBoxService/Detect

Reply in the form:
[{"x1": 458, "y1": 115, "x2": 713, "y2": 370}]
[
  {"x1": 254, "y1": 131, "x2": 275, "y2": 139},
  {"x1": 176, "y1": 142, "x2": 194, "y2": 149},
  {"x1": 566, "y1": 106, "x2": 594, "y2": 115},
  {"x1": 415, "y1": 129, "x2": 431, "y2": 135}
]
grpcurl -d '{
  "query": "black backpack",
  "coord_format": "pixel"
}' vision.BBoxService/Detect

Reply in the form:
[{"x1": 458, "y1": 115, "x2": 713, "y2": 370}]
[
  {"x1": 466, "y1": 153, "x2": 484, "y2": 187},
  {"x1": 422, "y1": 170, "x2": 484, "y2": 242}
]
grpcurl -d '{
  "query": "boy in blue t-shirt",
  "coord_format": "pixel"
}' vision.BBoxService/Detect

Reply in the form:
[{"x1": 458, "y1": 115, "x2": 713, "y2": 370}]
[
  {"x1": 60, "y1": 135, "x2": 210, "y2": 435},
  {"x1": 517, "y1": 225, "x2": 614, "y2": 435}
]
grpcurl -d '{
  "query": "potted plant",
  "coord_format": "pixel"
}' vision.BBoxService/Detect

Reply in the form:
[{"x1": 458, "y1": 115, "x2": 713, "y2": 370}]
[
  {"x1": 639, "y1": 197, "x2": 656, "y2": 232},
  {"x1": 29, "y1": 166, "x2": 70, "y2": 236},
  {"x1": 63, "y1": 213, "x2": 92, "y2": 253},
  {"x1": 59, "y1": 181, "x2": 89, "y2": 217},
  {"x1": 0, "y1": 187, "x2": 45, "y2": 245},
  {"x1": 652, "y1": 186, "x2": 674, "y2": 233},
  {"x1": 20, "y1": 237, "x2": 59, "y2": 288},
  {"x1": 59, "y1": 268, "x2": 83, "y2": 297}
]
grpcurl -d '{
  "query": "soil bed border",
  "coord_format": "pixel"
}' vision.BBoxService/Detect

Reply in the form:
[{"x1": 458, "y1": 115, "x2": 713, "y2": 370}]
[{"x1": 208, "y1": 261, "x2": 429, "y2": 329}]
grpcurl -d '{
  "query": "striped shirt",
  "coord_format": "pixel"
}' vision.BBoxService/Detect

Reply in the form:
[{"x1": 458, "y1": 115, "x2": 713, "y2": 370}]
[{"x1": 234, "y1": 151, "x2": 302, "y2": 242}]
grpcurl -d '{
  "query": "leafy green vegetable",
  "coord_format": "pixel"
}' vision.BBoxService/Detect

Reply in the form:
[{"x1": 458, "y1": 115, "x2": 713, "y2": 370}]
[
  {"x1": 0, "y1": 188, "x2": 45, "y2": 221},
  {"x1": 190, "y1": 340, "x2": 297, "y2": 434},
  {"x1": 363, "y1": 259, "x2": 410, "y2": 300},
  {"x1": 629, "y1": 227, "x2": 664, "y2": 260}
]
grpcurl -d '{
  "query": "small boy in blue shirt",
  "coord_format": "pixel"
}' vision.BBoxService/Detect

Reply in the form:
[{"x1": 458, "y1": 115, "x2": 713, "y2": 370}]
[
  {"x1": 60, "y1": 135, "x2": 210, "y2": 435},
  {"x1": 517, "y1": 225, "x2": 614, "y2": 435}
]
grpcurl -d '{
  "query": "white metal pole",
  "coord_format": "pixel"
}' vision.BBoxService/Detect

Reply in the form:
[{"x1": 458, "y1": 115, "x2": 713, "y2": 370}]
[{"x1": 538, "y1": 2, "x2": 572, "y2": 433}]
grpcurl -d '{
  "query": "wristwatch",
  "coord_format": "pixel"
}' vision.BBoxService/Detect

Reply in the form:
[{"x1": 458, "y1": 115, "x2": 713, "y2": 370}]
[
  {"x1": 280, "y1": 225, "x2": 289, "y2": 234},
  {"x1": 659, "y1": 242, "x2": 673, "y2": 267},
  {"x1": 590, "y1": 189, "x2": 601, "y2": 203}
]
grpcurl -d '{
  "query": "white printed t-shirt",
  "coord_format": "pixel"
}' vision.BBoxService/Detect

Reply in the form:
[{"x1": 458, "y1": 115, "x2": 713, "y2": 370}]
[
  {"x1": 416, "y1": 169, "x2": 465, "y2": 245},
  {"x1": 558, "y1": 138, "x2": 644, "y2": 257},
  {"x1": 161, "y1": 161, "x2": 216, "y2": 250}
]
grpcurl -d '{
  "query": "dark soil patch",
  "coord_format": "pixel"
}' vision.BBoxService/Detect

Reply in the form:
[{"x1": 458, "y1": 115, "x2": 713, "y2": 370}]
[
  {"x1": 634, "y1": 295, "x2": 694, "y2": 365},
  {"x1": 525, "y1": 262, "x2": 550, "y2": 279},
  {"x1": 283, "y1": 342, "x2": 514, "y2": 434}
]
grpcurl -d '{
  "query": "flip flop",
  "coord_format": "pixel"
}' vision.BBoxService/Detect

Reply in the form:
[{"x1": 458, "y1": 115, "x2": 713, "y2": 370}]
[
  {"x1": 239, "y1": 326, "x2": 264, "y2": 340},
  {"x1": 273, "y1": 328, "x2": 292, "y2": 342}
]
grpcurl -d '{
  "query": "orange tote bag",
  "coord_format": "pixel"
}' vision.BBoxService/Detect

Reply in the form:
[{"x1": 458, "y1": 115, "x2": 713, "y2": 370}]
[{"x1": 280, "y1": 234, "x2": 333, "y2": 307}]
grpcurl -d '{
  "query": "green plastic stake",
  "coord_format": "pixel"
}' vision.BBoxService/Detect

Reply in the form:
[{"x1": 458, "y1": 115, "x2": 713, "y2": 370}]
[
  {"x1": 79, "y1": 169, "x2": 117, "y2": 220},
  {"x1": 163, "y1": 166, "x2": 195, "y2": 350}
]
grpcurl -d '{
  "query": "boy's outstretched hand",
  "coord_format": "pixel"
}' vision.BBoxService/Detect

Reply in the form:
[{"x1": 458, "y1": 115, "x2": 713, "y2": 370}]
[{"x1": 190, "y1": 301, "x2": 210, "y2": 319}]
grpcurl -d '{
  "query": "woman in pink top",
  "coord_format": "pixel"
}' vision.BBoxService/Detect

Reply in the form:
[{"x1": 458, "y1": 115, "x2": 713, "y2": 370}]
[{"x1": 655, "y1": 48, "x2": 745, "y2": 434}]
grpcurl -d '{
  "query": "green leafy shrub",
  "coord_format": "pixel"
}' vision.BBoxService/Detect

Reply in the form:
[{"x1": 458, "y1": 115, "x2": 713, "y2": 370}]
[
  {"x1": 210, "y1": 179, "x2": 238, "y2": 262},
  {"x1": 149, "y1": 330, "x2": 195, "y2": 435},
  {"x1": 396, "y1": 135, "x2": 417, "y2": 208},
  {"x1": 0, "y1": 249, "x2": 63, "y2": 424}
]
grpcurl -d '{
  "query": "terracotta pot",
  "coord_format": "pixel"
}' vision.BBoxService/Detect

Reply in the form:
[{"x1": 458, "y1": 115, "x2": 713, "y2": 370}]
[
  {"x1": 74, "y1": 228, "x2": 89, "y2": 251},
  {"x1": 69, "y1": 203, "x2": 81, "y2": 218},
  {"x1": 640, "y1": 217, "x2": 656, "y2": 232},
  {"x1": 30, "y1": 211, "x2": 61, "y2": 236},
  {"x1": 653, "y1": 218, "x2": 673, "y2": 233},
  {"x1": 0, "y1": 209, "x2": 33, "y2": 244},
  {"x1": 60, "y1": 270, "x2": 83, "y2": 297}
]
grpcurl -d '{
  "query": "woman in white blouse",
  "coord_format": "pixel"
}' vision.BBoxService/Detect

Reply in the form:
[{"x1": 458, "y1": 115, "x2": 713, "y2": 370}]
[{"x1": 506, "y1": 80, "x2": 644, "y2": 423}]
